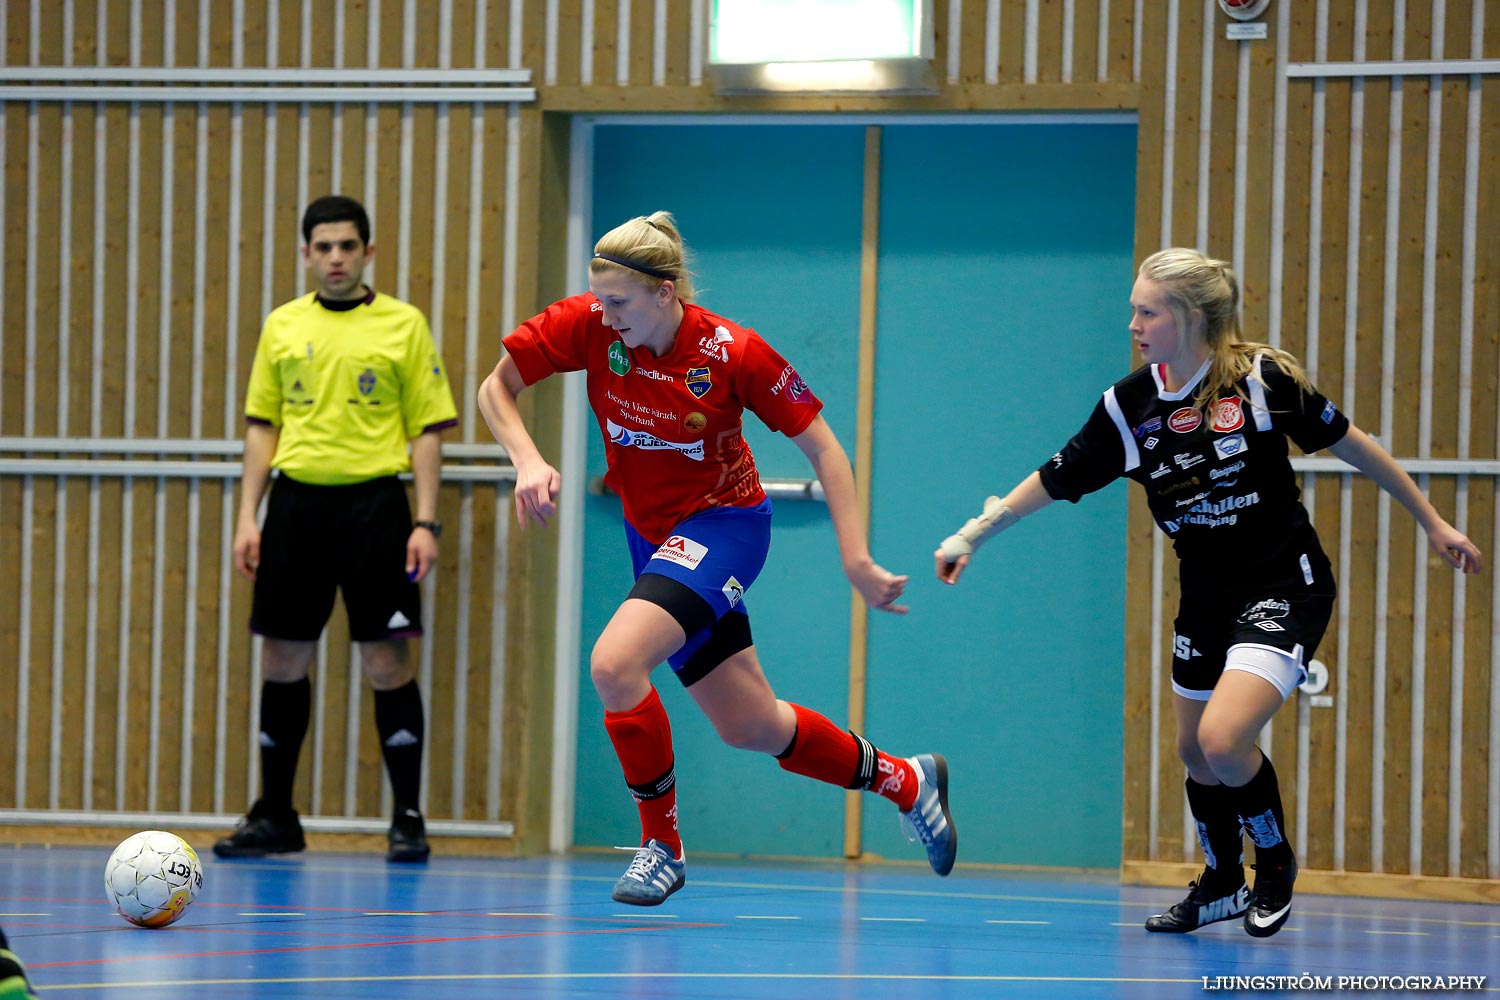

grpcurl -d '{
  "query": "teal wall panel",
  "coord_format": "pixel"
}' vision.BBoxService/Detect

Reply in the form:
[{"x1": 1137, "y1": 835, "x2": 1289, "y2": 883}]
[
  {"x1": 860, "y1": 122, "x2": 1137, "y2": 868},
  {"x1": 574, "y1": 119, "x2": 1136, "y2": 868},
  {"x1": 577, "y1": 124, "x2": 867, "y2": 857}
]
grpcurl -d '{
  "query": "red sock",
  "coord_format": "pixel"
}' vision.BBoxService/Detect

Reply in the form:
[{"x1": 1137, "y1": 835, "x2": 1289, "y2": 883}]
[
  {"x1": 602, "y1": 687, "x2": 681, "y2": 857},
  {"x1": 776, "y1": 703, "x2": 918, "y2": 810}
]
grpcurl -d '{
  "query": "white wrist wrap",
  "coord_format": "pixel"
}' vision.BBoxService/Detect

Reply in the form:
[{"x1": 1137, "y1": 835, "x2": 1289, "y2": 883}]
[{"x1": 938, "y1": 496, "x2": 1016, "y2": 561}]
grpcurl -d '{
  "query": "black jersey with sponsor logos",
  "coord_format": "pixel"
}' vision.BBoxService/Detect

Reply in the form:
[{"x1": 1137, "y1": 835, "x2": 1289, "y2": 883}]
[{"x1": 1038, "y1": 354, "x2": 1349, "y2": 593}]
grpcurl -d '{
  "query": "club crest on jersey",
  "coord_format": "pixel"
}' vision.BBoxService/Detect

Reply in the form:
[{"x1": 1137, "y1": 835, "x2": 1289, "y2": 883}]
[
  {"x1": 685, "y1": 367, "x2": 712, "y2": 399},
  {"x1": 608, "y1": 341, "x2": 631, "y2": 376},
  {"x1": 1213, "y1": 433, "x2": 1248, "y2": 459},
  {"x1": 1211, "y1": 397, "x2": 1245, "y2": 432},
  {"x1": 1169, "y1": 407, "x2": 1202, "y2": 433}
]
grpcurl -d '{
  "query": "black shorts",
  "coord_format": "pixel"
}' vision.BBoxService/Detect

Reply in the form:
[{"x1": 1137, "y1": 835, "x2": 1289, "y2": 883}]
[
  {"x1": 249, "y1": 474, "x2": 422, "y2": 643},
  {"x1": 1171, "y1": 590, "x2": 1335, "y2": 699}
]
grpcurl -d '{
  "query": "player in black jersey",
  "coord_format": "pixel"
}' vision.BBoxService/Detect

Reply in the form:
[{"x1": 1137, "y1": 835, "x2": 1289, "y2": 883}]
[{"x1": 934, "y1": 248, "x2": 1480, "y2": 939}]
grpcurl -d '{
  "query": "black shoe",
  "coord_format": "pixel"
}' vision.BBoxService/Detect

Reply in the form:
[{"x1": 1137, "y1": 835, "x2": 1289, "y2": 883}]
[
  {"x1": 213, "y1": 799, "x2": 306, "y2": 858},
  {"x1": 1244, "y1": 857, "x2": 1297, "y2": 937},
  {"x1": 1144, "y1": 869, "x2": 1250, "y2": 932},
  {"x1": 0, "y1": 946, "x2": 40, "y2": 1000},
  {"x1": 387, "y1": 807, "x2": 430, "y2": 863}
]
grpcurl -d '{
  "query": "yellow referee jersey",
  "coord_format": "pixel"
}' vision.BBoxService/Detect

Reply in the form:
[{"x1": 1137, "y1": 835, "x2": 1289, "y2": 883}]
[{"x1": 244, "y1": 291, "x2": 459, "y2": 486}]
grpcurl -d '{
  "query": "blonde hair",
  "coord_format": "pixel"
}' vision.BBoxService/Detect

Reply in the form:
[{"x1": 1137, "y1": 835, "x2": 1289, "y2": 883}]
[
  {"x1": 1138, "y1": 247, "x2": 1313, "y2": 415},
  {"x1": 590, "y1": 211, "x2": 697, "y2": 302}
]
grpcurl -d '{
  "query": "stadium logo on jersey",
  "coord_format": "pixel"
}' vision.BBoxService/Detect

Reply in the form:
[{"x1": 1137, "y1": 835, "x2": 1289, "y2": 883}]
[
  {"x1": 1133, "y1": 416, "x2": 1163, "y2": 438},
  {"x1": 1321, "y1": 400, "x2": 1337, "y2": 424},
  {"x1": 1149, "y1": 462, "x2": 1171, "y2": 479},
  {"x1": 637, "y1": 366, "x2": 673, "y2": 382},
  {"x1": 358, "y1": 368, "x2": 376, "y2": 395},
  {"x1": 1211, "y1": 397, "x2": 1245, "y2": 432},
  {"x1": 684, "y1": 411, "x2": 707, "y2": 433},
  {"x1": 606, "y1": 419, "x2": 706, "y2": 461},
  {"x1": 685, "y1": 367, "x2": 712, "y2": 399},
  {"x1": 722, "y1": 575, "x2": 744, "y2": 608},
  {"x1": 608, "y1": 341, "x2": 631, "y2": 376},
  {"x1": 1169, "y1": 407, "x2": 1202, "y2": 433},
  {"x1": 654, "y1": 534, "x2": 709, "y2": 570},
  {"x1": 698, "y1": 325, "x2": 734, "y2": 362},
  {"x1": 1213, "y1": 433, "x2": 1248, "y2": 459}
]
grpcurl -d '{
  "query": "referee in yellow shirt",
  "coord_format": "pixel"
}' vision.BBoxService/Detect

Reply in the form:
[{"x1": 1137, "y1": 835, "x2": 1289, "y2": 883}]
[{"x1": 215, "y1": 196, "x2": 458, "y2": 863}]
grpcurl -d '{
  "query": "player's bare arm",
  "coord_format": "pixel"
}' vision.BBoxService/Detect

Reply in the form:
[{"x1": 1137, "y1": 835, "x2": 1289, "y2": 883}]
[
  {"x1": 233, "y1": 422, "x2": 280, "y2": 580},
  {"x1": 478, "y1": 354, "x2": 561, "y2": 529}
]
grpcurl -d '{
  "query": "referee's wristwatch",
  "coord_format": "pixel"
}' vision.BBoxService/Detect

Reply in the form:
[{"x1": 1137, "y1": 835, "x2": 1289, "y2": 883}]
[{"x1": 414, "y1": 519, "x2": 443, "y2": 539}]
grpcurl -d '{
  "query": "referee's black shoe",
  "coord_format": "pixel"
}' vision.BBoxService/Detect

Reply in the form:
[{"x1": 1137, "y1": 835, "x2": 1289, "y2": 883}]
[
  {"x1": 1144, "y1": 869, "x2": 1249, "y2": 932},
  {"x1": 213, "y1": 799, "x2": 306, "y2": 858},
  {"x1": 387, "y1": 807, "x2": 431, "y2": 863},
  {"x1": 1243, "y1": 857, "x2": 1297, "y2": 938}
]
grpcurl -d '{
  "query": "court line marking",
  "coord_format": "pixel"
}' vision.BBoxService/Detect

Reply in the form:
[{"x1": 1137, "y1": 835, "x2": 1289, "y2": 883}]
[
  {"x1": 986, "y1": 919, "x2": 1050, "y2": 925},
  {"x1": 28, "y1": 971, "x2": 1236, "y2": 990},
  {"x1": 735, "y1": 915, "x2": 800, "y2": 920},
  {"x1": 1365, "y1": 930, "x2": 1431, "y2": 936},
  {"x1": 237, "y1": 912, "x2": 303, "y2": 917},
  {"x1": 0, "y1": 912, "x2": 49, "y2": 916},
  {"x1": 29, "y1": 923, "x2": 722, "y2": 971},
  {"x1": 859, "y1": 917, "x2": 923, "y2": 922}
]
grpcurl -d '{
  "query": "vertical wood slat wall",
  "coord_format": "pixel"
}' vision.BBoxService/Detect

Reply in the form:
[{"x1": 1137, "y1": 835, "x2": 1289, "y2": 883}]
[
  {"x1": 0, "y1": 0, "x2": 540, "y2": 850},
  {"x1": 2, "y1": 1, "x2": 1497, "y2": 894}
]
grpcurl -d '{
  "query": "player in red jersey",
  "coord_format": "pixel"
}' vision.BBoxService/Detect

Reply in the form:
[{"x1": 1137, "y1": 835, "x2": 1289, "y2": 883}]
[{"x1": 479, "y1": 211, "x2": 956, "y2": 904}]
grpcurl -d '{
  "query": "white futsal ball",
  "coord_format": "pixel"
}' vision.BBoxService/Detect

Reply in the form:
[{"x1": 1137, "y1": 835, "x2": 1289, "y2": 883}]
[{"x1": 104, "y1": 830, "x2": 203, "y2": 928}]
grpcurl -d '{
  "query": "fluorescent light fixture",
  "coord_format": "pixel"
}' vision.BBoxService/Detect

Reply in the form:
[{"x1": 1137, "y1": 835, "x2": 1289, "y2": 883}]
[{"x1": 710, "y1": 0, "x2": 936, "y2": 94}]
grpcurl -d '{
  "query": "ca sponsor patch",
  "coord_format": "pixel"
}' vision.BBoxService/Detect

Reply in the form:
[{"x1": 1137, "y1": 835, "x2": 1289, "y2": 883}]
[
  {"x1": 685, "y1": 366, "x2": 712, "y2": 399},
  {"x1": 654, "y1": 535, "x2": 708, "y2": 570}
]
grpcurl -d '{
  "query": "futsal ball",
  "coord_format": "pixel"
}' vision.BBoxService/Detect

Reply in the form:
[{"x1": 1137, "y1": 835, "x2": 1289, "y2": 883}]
[
  {"x1": 104, "y1": 830, "x2": 203, "y2": 928},
  {"x1": 1217, "y1": 0, "x2": 1270, "y2": 20}
]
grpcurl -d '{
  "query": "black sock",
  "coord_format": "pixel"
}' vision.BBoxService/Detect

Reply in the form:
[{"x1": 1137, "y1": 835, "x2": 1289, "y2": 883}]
[
  {"x1": 0, "y1": 923, "x2": 9, "y2": 949},
  {"x1": 374, "y1": 681, "x2": 425, "y2": 812},
  {"x1": 1185, "y1": 777, "x2": 1245, "y2": 885},
  {"x1": 258, "y1": 678, "x2": 311, "y2": 812},
  {"x1": 1234, "y1": 753, "x2": 1295, "y2": 867}
]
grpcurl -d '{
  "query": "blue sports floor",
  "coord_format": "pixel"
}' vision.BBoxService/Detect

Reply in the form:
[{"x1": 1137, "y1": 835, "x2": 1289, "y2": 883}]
[{"x1": 2, "y1": 845, "x2": 1496, "y2": 997}]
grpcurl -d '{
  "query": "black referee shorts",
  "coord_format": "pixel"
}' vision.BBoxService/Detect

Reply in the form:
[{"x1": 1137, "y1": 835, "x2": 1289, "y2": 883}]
[{"x1": 249, "y1": 474, "x2": 423, "y2": 643}]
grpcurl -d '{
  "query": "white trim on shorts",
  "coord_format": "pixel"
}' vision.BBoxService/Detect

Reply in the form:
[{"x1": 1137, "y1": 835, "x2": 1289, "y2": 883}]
[{"x1": 1172, "y1": 641, "x2": 1307, "y2": 702}]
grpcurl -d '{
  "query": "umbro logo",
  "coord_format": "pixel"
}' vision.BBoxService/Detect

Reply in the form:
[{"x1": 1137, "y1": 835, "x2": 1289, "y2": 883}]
[{"x1": 387, "y1": 611, "x2": 411, "y2": 629}]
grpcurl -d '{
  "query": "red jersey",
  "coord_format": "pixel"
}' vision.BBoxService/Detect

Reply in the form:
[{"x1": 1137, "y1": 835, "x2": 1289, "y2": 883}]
[{"x1": 504, "y1": 294, "x2": 824, "y2": 544}]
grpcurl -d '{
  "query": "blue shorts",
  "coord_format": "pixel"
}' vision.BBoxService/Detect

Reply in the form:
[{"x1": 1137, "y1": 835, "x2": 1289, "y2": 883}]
[{"x1": 625, "y1": 499, "x2": 773, "y2": 672}]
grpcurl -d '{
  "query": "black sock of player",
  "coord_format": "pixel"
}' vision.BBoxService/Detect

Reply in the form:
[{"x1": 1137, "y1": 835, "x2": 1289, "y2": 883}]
[
  {"x1": 1234, "y1": 752, "x2": 1295, "y2": 868},
  {"x1": 374, "y1": 681, "x2": 425, "y2": 812},
  {"x1": 1185, "y1": 778, "x2": 1245, "y2": 887},
  {"x1": 0, "y1": 924, "x2": 8, "y2": 949},
  {"x1": 258, "y1": 678, "x2": 311, "y2": 812}
]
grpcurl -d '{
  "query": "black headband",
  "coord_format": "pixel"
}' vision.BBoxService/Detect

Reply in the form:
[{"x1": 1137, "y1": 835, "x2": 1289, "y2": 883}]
[{"x1": 593, "y1": 252, "x2": 675, "y2": 280}]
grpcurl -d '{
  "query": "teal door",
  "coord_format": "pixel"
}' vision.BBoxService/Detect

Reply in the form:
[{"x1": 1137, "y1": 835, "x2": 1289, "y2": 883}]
[{"x1": 576, "y1": 118, "x2": 1135, "y2": 867}]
